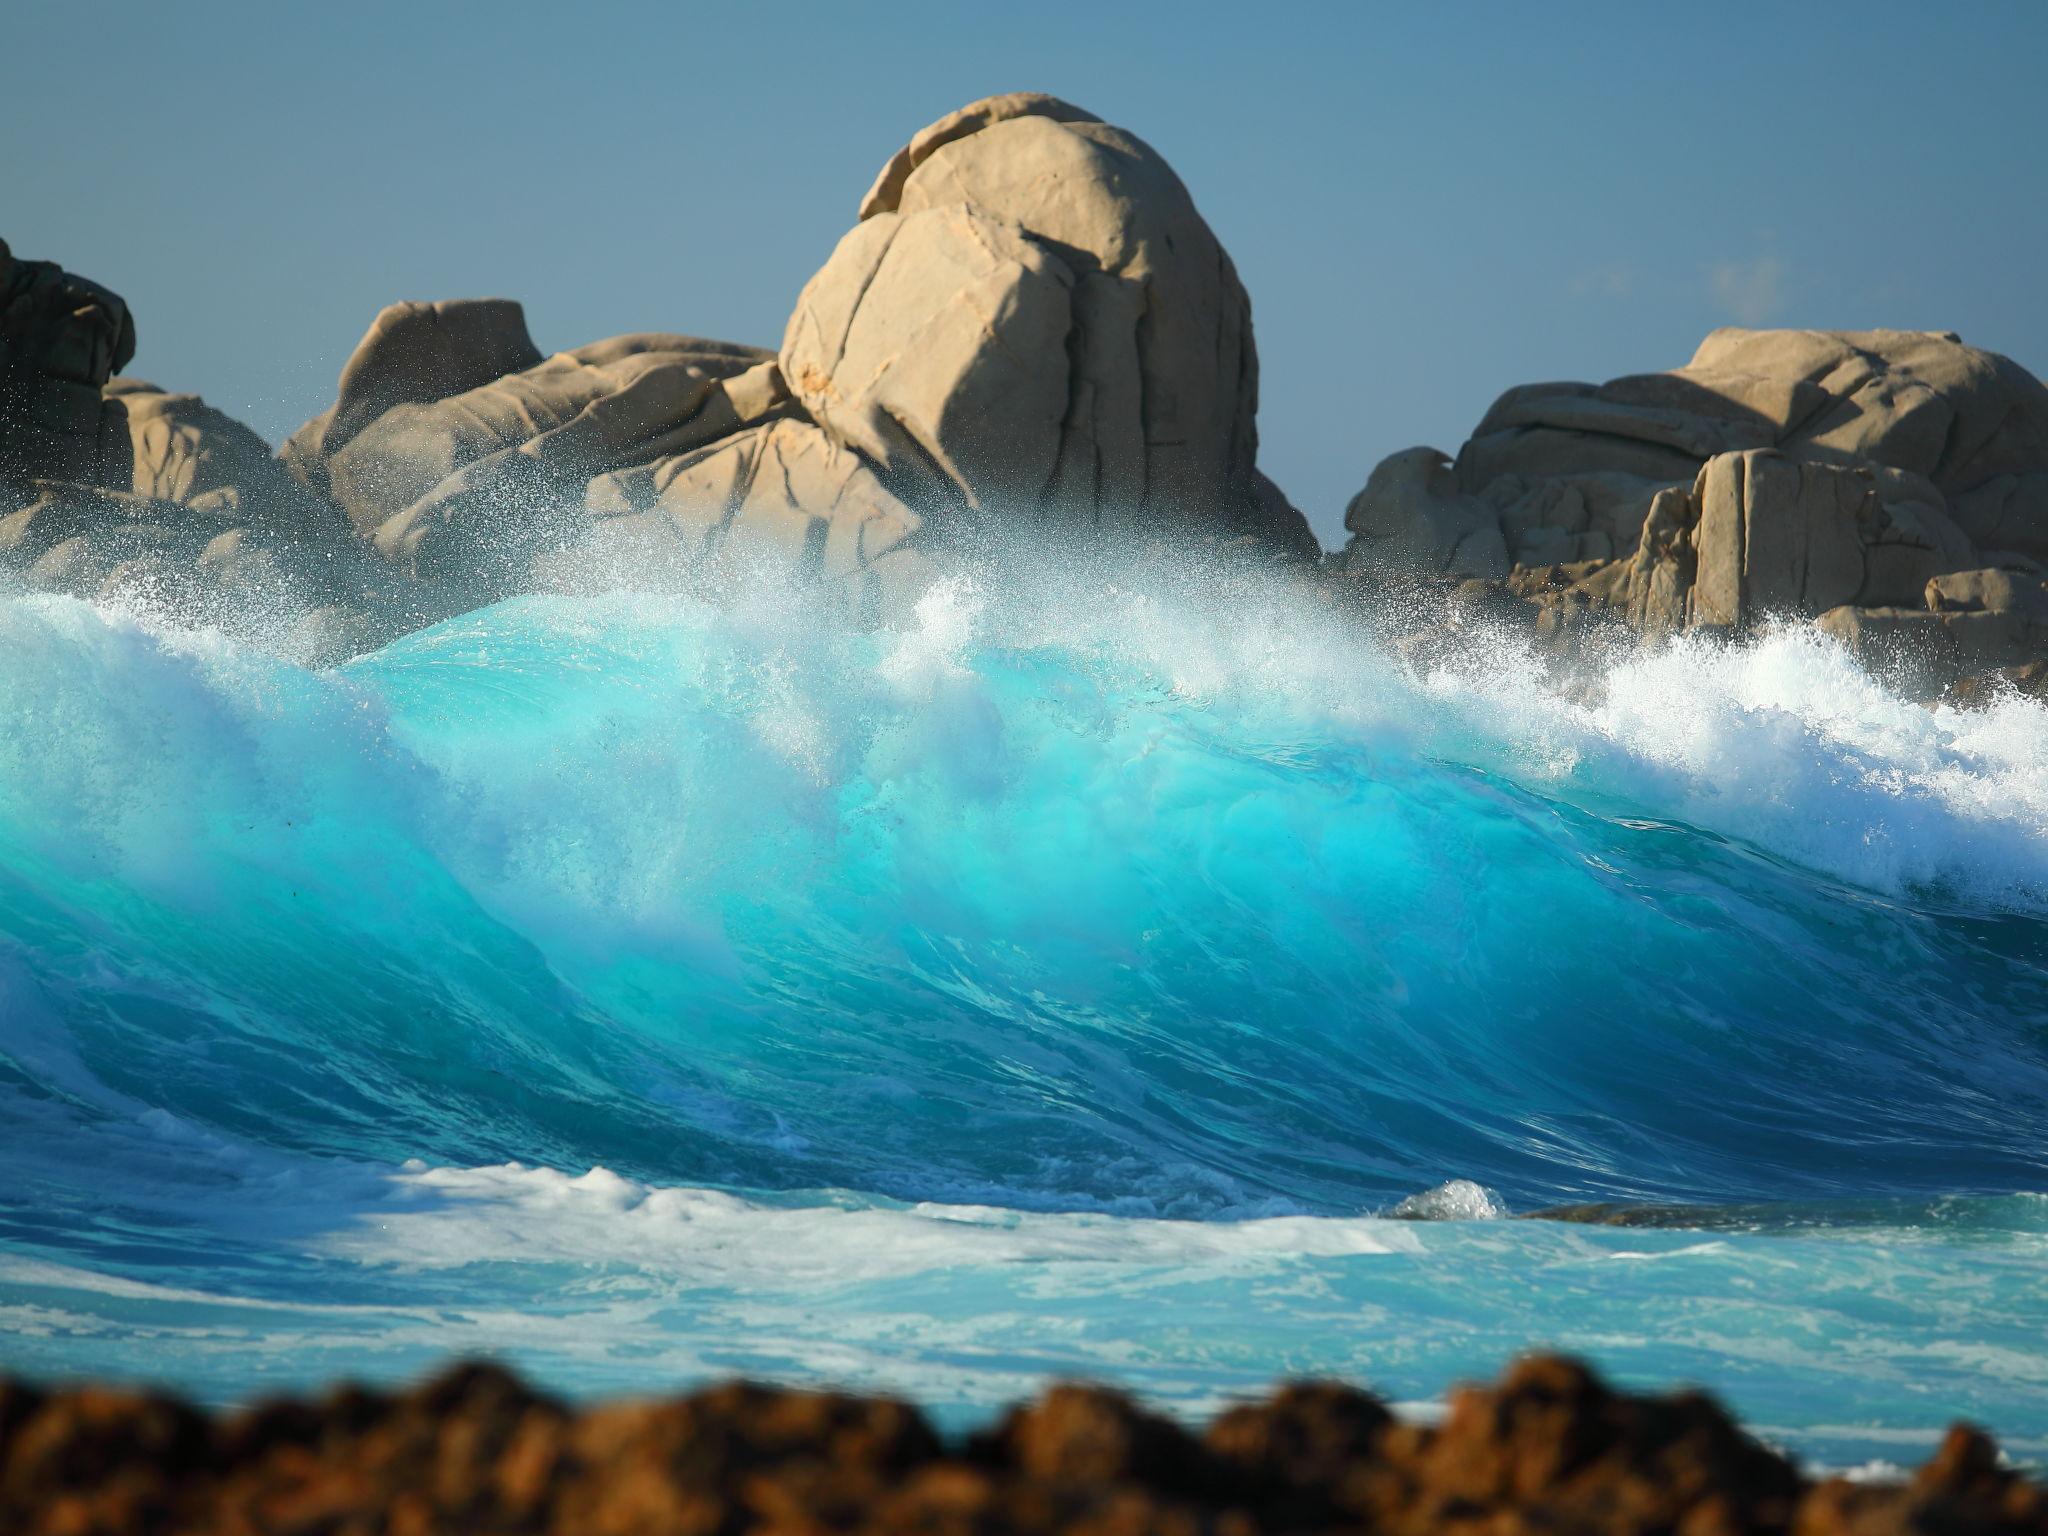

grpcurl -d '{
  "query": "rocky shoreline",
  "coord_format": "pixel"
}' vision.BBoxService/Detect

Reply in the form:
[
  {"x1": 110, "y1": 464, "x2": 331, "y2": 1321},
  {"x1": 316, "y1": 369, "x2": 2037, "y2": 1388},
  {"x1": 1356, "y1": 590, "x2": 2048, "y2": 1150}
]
[
  {"x1": 2, "y1": 1354, "x2": 2040, "y2": 1535},
  {"x1": 7, "y1": 91, "x2": 2047, "y2": 699}
]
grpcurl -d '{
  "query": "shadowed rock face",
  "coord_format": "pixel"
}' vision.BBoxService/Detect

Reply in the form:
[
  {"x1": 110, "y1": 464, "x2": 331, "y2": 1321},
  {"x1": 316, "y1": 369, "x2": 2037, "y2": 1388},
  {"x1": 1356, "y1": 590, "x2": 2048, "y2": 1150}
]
[
  {"x1": 0, "y1": 1355, "x2": 2039, "y2": 1535},
  {"x1": 1345, "y1": 329, "x2": 2048, "y2": 699},
  {"x1": 0, "y1": 239, "x2": 136, "y2": 491}
]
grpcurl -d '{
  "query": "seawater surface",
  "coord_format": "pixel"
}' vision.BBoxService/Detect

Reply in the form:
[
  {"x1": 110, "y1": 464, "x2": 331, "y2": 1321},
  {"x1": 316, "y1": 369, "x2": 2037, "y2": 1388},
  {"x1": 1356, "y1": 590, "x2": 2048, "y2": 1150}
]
[{"x1": 1, "y1": 555, "x2": 2045, "y2": 1470}]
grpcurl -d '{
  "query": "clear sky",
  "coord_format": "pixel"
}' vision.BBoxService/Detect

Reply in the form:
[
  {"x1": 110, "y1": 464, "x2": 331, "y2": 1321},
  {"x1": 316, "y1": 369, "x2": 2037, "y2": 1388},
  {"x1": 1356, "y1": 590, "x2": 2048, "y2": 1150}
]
[{"x1": 7, "y1": 0, "x2": 2044, "y2": 546}]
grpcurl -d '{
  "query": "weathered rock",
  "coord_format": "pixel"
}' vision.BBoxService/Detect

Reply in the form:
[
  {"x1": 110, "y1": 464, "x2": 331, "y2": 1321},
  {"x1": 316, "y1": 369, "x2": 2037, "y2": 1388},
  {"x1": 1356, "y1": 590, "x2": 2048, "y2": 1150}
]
[
  {"x1": 280, "y1": 301, "x2": 784, "y2": 600},
  {"x1": 1602, "y1": 451, "x2": 1986, "y2": 636},
  {"x1": 1345, "y1": 329, "x2": 2048, "y2": 697},
  {"x1": 0, "y1": 480, "x2": 253, "y2": 611},
  {"x1": 0, "y1": 239, "x2": 135, "y2": 489},
  {"x1": 786, "y1": 92, "x2": 1305, "y2": 552},
  {"x1": 279, "y1": 297, "x2": 543, "y2": 502},
  {"x1": 1690, "y1": 327, "x2": 2048, "y2": 496},
  {"x1": 107, "y1": 378, "x2": 342, "y2": 533},
  {"x1": 304, "y1": 322, "x2": 771, "y2": 532},
  {"x1": 1820, "y1": 566, "x2": 2048, "y2": 696},
  {"x1": 0, "y1": 477, "x2": 450, "y2": 661},
  {"x1": 1351, "y1": 329, "x2": 2047, "y2": 580},
  {"x1": 361, "y1": 345, "x2": 786, "y2": 582},
  {"x1": 580, "y1": 416, "x2": 935, "y2": 621},
  {"x1": 1344, "y1": 446, "x2": 1508, "y2": 580}
]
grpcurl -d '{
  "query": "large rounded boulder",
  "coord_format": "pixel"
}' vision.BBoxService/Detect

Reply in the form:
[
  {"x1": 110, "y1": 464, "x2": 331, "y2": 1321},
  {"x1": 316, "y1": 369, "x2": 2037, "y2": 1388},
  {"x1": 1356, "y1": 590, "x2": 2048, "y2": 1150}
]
[{"x1": 782, "y1": 92, "x2": 1308, "y2": 554}]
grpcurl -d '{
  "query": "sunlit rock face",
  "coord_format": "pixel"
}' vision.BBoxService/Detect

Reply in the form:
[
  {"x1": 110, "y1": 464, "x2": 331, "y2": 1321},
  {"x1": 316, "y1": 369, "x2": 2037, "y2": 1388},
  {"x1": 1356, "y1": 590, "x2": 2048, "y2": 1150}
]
[
  {"x1": 1343, "y1": 328, "x2": 2048, "y2": 697},
  {"x1": 0, "y1": 93, "x2": 1316, "y2": 651}
]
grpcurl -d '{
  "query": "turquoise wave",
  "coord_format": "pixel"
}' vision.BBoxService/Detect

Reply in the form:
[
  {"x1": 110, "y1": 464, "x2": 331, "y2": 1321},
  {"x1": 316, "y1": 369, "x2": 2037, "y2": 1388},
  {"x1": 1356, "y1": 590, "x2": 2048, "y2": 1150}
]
[{"x1": 1, "y1": 556, "x2": 2046, "y2": 1464}]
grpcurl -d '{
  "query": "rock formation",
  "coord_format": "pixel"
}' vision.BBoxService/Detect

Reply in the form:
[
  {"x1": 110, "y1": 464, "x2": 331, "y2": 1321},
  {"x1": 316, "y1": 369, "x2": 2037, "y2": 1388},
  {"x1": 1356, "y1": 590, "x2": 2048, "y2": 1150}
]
[
  {"x1": 1, "y1": 238, "x2": 135, "y2": 490},
  {"x1": 785, "y1": 91, "x2": 1302, "y2": 552},
  {"x1": 1344, "y1": 328, "x2": 2048, "y2": 696},
  {"x1": 0, "y1": 94, "x2": 1317, "y2": 648},
  {"x1": 1, "y1": 1355, "x2": 2040, "y2": 1535},
  {"x1": 9, "y1": 100, "x2": 2048, "y2": 695}
]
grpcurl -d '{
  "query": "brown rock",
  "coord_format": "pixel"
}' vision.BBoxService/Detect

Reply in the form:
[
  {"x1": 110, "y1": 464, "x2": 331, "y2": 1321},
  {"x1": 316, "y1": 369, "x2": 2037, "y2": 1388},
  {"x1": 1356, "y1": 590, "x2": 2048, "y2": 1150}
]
[
  {"x1": 580, "y1": 416, "x2": 935, "y2": 622},
  {"x1": 1, "y1": 1357, "x2": 2042, "y2": 1536},
  {"x1": 279, "y1": 296, "x2": 543, "y2": 500}
]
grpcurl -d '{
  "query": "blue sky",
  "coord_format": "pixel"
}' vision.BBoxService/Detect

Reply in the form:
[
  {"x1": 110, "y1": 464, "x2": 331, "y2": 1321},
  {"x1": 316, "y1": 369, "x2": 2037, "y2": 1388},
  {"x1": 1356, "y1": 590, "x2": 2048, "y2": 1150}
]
[{"x1": 7, "y1": 0, "x2": 2044, "y2": 545}]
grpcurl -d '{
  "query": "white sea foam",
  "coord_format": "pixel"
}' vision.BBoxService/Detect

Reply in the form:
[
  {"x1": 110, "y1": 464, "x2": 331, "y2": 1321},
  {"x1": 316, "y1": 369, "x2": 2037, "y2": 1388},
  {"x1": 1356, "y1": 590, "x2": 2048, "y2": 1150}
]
[
  {"x1": 321, "y1": 1161, "x2": 1424, "y2": 1282},
  {"x1": 1388, "y1": 1179, "x2": 1510, "y2": 1220}
]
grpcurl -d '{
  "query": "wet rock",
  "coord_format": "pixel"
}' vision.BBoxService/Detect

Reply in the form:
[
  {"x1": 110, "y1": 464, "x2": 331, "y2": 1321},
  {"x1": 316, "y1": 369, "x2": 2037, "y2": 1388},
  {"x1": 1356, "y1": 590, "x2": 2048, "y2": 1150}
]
[
  {"x1": 108, "y1": 377, "x2": 341, "y2": 532},
  {"x1": 1340, "y1": 329, "x2": 2048, "y2": 700},
  {"x1": 0, "y1": 238, "x2": 136, "y2": 490}
]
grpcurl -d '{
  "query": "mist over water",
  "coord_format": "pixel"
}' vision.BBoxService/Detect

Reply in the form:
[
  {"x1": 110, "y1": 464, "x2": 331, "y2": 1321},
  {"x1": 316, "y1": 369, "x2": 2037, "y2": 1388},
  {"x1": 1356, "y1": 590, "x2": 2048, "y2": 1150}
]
[{"x1": 2, "y1": 540, "x2": 2046, "y2": 1467}]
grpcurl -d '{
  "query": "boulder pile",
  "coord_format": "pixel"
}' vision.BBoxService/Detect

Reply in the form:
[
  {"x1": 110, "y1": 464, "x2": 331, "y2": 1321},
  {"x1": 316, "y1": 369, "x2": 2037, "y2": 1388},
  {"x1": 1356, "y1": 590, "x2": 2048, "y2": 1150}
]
[
  {"x1": 9, "y1": 99, "x2": 2048, "y2": 696},
  {"x1": 1, "y1": 93, "x2": 1314, "y2": 655},
  {"x1": 1343, "y1": 327, "x2": 2048, "y2": 697},
  {"x1": 2, "y1": 1354, "x2": 2041, "y2": 1535}
]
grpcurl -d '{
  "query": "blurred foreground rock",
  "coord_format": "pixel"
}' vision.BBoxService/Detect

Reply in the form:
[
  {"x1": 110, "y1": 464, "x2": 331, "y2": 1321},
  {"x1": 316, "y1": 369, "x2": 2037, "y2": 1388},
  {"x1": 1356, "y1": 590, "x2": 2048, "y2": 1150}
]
[
  {"x1": 1343, "y1": 328, "x2": 2048, "y2": 700},
  {"x1": 1, "y1": 1355, "x2": 2039, "y2": 1535},
  {"x1": 1, "y1": 91, "x2": 1313, "y2": 654}
]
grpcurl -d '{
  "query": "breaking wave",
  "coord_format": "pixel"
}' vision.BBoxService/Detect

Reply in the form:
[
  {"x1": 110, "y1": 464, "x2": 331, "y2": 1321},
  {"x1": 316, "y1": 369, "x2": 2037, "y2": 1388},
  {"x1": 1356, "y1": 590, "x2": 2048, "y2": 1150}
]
[{"x1": 2, "y1": 544, "x2": 2046, "y2": 1463}]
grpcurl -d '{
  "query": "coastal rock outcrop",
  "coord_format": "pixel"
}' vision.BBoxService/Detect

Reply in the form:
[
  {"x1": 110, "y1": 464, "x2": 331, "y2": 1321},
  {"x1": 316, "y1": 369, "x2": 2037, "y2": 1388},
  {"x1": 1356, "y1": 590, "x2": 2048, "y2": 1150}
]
[
  {"x1": 0, "y1": 249, "x2": 450, "y2": 659},
  {"x1": 1346, "y1": 328, "x2": 2048, "y2": 695},
  {"x1": 0, "y1": 239, "x2": 136, "y2": 490},
  {"x1": 2, "y1": 96, "x2": 1318, "y2": 653},
  {"x1": 241, "y1": 92, "x2": 1312, "y2": 621},
  {"x1": 786, "y1": 91, "x2": 1308, "y2": 554}
]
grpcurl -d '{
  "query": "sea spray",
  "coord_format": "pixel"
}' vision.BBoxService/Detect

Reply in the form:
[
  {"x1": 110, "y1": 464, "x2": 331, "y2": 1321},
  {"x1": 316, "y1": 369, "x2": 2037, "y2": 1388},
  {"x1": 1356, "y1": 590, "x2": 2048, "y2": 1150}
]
[{"x1": 1, "y1": 545, "x2": 2046, "y2": 1460}]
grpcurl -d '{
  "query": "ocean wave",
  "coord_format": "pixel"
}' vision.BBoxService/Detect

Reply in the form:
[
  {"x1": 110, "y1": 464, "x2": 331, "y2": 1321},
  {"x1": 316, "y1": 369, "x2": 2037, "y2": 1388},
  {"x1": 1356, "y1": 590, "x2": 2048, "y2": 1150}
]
[{"x1": 2, "y1": 556, "x2": 2047, "y2": 1217}]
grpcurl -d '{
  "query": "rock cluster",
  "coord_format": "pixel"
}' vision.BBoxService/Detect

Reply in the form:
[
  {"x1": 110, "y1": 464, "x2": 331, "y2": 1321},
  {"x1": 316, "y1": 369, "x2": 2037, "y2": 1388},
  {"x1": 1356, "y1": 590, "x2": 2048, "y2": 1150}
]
[
  {"x1": 1, "y1": 93, "x2": 1314, "y2": 654},
  {"x1": 11, "y1": 105, "x2": 2048, "y2": 692},
  {"x1": 1344, "y1": 328, "x2": 2048, "y2": 697},
  {"x1": 1, "y1": 1355, "x2": 2039, "y2": 1535}
]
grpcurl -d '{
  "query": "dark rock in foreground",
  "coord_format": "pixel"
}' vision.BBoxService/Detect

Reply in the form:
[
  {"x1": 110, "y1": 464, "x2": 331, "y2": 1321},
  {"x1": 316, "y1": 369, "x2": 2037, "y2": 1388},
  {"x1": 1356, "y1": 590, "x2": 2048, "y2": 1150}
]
[{"x1": 0, "y1": 1355, "x2": 2039, "y2": 1534}]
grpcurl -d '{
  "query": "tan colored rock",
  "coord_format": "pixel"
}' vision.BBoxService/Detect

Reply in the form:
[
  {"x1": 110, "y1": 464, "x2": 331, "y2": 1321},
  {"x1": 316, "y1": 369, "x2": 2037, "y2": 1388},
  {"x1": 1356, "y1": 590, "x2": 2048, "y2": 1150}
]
[
  {"x1": 1343, "y1": 446, "x2": 1507, "y2": 580},
  {"x1": 582, "y1": 418, "x2": 933, "y2": 622},
  {"x1": 313, "y1": 328, "x2": 771, "y2": 543},
  {"x1": 1690, "y1": 328, "x2": 2048, "y2": 492},
  {"x1": 781, "y1": 204, "x2": 1074, "y2": 520},
  {"x1": 1950, "y1": 471, "x2": 2048, "y2": 564},
  {"x1": 1686, "y1": 452, "x2": 1866, "y2": 628},
  {"x1": 857, "y1": 92, "x2": 1105, "y2": 221},
  {"x1": 1348, "y1": 329, "x2": 2048, "y2": 688},
  {"x1": 786, "y1": 93, "x2": 1299, "y2": 550},
  {"x1": 362, "y1": 347, "x2": 787, "y2": 587},
  {"x1": 1576, "y1": 448, "x2": 1993, "y2": 645},
  {"x1": 106, "y1": 379, "x2": 343, "y2": 536},
  {"x1": 1617, "y1": 486, "x2": 1697, "y2": 636}
]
